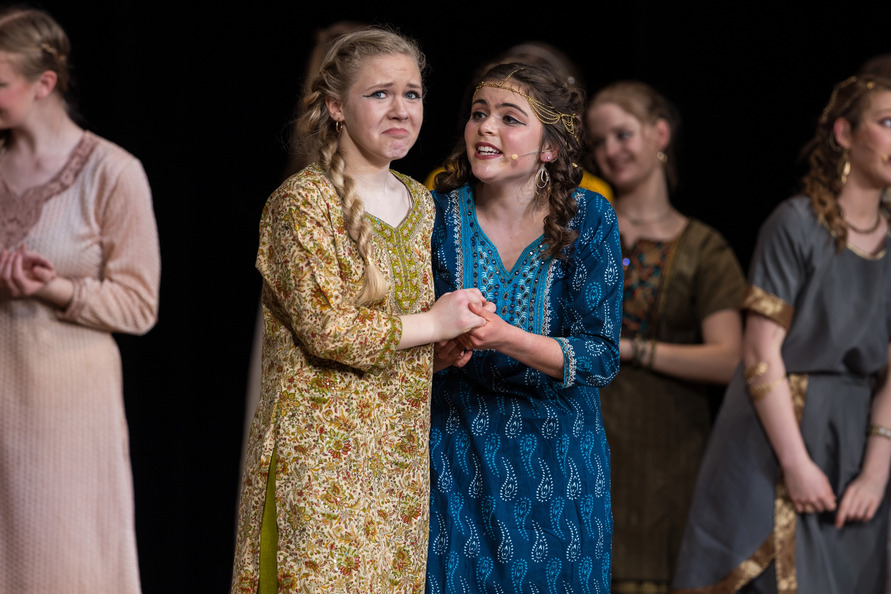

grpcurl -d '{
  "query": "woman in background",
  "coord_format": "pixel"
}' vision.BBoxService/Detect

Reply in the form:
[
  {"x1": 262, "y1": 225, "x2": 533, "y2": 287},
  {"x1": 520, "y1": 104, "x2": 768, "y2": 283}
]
[
  {"x1": 673, "y1": 74, "x2": 891, "y2": 594},
  {"x1": 0, "y1": 6, "x2": 160, "y2": 592},
  {"x1": 586, "y1": 80, "x2": 745, "y2": 593}
]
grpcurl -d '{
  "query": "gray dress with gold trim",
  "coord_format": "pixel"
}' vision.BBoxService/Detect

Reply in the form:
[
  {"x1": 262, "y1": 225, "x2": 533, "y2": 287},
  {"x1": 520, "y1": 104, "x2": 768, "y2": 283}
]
[{"x1": 672, "y1": 196, "x2": 891, "y2": 594}]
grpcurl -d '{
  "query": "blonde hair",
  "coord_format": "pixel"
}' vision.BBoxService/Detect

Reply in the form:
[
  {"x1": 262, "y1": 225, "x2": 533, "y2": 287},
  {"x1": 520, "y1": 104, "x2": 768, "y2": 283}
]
[
  {"x1": 586, "y1": 80, "x2": 681, "y2": 192},
  {"x1": 295, "y1": 27, "x2": 426, "y2": 305},
  {"x1": 0, "y1": 6, "x2": 71, "y2": 99}
]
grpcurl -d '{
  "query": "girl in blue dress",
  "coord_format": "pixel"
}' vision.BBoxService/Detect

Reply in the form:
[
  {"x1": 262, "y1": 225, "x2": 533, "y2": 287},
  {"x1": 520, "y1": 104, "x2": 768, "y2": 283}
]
[{"x1": 425, "y1": 62, "x2": 623, "y2": 593}]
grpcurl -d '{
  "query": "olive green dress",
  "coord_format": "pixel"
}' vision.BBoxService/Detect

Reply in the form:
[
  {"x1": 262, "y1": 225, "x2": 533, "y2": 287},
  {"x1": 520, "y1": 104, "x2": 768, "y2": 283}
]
[{"x1": 601, "y1": 219, "x2": 746, "y2": 593}]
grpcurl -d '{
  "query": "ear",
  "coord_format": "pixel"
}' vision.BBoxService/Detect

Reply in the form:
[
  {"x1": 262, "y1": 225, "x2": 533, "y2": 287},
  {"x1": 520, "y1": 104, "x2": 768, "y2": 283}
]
[
  {"x1": 34, "y1": 70, "x2": 57, "y2": 99},
  {"x1": 833, "y1": 117, "x2": 853, "y2": 150},
  {"x1": 325, "y1": 96, "x2": 344, "y2": 123},
  {"x1": 653, "y1": 117, "x2": 671, "y2": 151},
  {"x1": 540, "y1": 142, "x2": 558, "y2": 163}
]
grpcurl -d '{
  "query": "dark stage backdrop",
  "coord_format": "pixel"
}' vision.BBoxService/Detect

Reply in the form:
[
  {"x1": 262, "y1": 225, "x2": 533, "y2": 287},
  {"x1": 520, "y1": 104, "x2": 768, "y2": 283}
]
[{"x1": 29, "y1": 1, "x2": 888, "y2": 591}]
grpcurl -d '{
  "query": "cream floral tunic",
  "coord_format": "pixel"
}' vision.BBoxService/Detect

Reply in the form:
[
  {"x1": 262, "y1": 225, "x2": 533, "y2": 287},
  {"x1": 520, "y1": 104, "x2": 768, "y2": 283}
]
[{"x1": 232, "y1": 165, "x2": 435, "y2": 593}]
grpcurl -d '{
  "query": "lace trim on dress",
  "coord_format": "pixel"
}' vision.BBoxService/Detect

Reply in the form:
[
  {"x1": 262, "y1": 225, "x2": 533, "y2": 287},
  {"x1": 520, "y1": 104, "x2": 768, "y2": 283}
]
[{"x1": 0, "y1": 131, "x2": 99, "y2": 248}]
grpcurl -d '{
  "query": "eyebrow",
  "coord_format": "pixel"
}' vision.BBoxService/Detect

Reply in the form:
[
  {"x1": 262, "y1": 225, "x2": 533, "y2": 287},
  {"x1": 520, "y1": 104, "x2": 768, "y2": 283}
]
[
  {"x1": 471, "y1": 98, "x2": 530, "y2": 116},
  {"x1": 362, "y1": 81, "x2": 423, "y2": 91}
]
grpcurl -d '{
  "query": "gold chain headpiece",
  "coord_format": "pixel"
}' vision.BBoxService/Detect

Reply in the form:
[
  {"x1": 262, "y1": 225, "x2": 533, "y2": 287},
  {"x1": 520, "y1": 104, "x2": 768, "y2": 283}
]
[
  {"x1": 473, "y1": 67, "x2": 577, "y2": 135},
  {"x1": 819, "y1": 75, "x2": 876, "y2": 124}
]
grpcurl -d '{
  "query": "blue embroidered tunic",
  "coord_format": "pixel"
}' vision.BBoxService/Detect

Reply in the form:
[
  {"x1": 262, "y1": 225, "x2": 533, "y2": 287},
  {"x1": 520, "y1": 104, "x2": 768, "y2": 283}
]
[{"x1": 426, "y1": 185, "x2": 623, "y2": 594}]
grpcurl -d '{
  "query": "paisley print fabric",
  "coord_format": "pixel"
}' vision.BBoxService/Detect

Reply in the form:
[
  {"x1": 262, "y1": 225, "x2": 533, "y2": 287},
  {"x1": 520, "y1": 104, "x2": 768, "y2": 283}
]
[
  {"x1": 232, "y1": 165, "x2": 435, "y2": 593},
  {"x1": 426, "y1": 185, "x2": 623, "y2": 593}
]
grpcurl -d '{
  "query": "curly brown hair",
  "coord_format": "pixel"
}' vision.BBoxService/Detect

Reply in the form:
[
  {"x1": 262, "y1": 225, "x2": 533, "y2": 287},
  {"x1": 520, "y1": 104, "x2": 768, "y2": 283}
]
[
  {"x1": 434, "y1": 62, "x2": 585, "y2": 260},
  {"x1": 800, "y1": 74, "x2": 891, "y2": 251},
  {"x1": 293, "y1": 26, "x2": 426, "y2": 304}
]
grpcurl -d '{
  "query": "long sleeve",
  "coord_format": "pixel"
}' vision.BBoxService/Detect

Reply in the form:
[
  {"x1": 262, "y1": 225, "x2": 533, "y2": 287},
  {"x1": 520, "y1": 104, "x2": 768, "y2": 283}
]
[
  {"x1": 57, "y1": 144, "x2": 160, "y2": 335},
  {"x1": 256, "y1": 170, "x2": 401, "y2": 371},
  {"x1": 553, "y1": 189, "x2": 623, "y2": 388}
]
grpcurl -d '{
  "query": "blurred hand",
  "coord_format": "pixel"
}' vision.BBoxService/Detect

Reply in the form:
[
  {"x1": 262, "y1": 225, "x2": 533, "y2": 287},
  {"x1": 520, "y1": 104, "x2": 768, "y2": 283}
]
[
  {"x1": 0, "y1": 246, "x2": 56, "y2": 298},
  {"x1": 783, "y1": 457, "x2": 837, "y2": 515},
  {"x1": 835, "y1": 472, "x2": 885, "y2": 528}
]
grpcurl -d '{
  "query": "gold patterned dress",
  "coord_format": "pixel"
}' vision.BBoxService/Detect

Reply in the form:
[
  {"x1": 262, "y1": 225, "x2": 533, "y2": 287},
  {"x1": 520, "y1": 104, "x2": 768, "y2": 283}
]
[{"x1": 231, "y1": 165, "x2": 435, "y2": 593}]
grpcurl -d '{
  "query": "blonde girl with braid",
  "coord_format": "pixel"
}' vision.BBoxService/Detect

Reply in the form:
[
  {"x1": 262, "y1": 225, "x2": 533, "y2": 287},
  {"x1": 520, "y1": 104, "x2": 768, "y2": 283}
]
[
  {"x1": 231, "y1": 27, "x2": 489, "y2": 593},
  {"x1": 673, "y1": 74, "x2": 891, "y2": 594}
]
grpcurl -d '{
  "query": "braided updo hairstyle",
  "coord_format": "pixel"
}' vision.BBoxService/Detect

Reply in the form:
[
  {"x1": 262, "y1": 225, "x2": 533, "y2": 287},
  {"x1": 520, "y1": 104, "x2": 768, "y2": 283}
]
[
  {"x1": 0, "y1": 7, "x2": 73, "y2": 147},
  {"x1": 294, "y1": 27, "x2": 426, "y2": 304}
]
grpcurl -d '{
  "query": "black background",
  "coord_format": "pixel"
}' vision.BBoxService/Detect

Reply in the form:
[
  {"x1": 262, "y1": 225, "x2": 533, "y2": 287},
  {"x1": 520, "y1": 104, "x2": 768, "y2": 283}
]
[{"x1": 30, "y1": 2, "x2": 889, "y2": 592}]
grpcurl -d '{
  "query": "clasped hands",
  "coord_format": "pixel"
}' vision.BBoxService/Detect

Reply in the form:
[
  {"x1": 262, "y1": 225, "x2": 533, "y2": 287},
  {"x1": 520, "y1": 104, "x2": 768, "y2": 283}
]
[
  {"x1": 0, "y1": 245, "x2": 56, "y2": 299},
  {"x1": 432, "y1": 288, "x2": 502, "y2": 372},
  {"x1": 784, "y1": 455, "x2": 885, "y2": 528}
]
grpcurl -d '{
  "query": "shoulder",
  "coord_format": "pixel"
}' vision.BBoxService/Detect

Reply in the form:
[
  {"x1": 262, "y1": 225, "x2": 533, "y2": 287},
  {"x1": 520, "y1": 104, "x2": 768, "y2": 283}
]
[
  {"x1": 275, "y1": 164, "x2": 336, "y2": 201},
  {"x1": 81, "y1": 131, "x2": 145, "y2": 179},
  {"x1": 263, "y1": 164, "x2": 339, "y2": 222},
  {"x1": 571, "y1": 187, "x2": 617, "y2": 229},
  {"x1": 683, "y1": 218, "x2": 736, "y2": 251},
  {"x1": 755, "y1": 195, "x2": 825, "y2": 249},
  {"x1": 766, "y1": 195, "x2": 817, "y2": 229},
  {"x1": 431, "y1": 184, "x2": 472, "y2": 212},
  {"x1": 85, "y1": 131, "x2": 138, "y2": 162},
  {"x1": 579, "y1": 169, "x2": 613, "y2": 202}
]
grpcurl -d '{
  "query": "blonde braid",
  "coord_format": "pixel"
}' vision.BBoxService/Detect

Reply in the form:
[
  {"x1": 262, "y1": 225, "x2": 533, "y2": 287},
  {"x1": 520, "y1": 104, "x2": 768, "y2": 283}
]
[
  {"x1": 292, "y1": 27, "x2": 426, "y2": 305},
  {"x1": 319, "y1": 137, "x2": 388, "y2": 305}
]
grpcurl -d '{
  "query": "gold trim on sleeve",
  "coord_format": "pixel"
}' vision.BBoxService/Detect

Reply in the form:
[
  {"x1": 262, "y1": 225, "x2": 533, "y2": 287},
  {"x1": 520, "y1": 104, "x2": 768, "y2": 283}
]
[{"x1": 742, "y1": 285, "x2": 794, "y2": 330}]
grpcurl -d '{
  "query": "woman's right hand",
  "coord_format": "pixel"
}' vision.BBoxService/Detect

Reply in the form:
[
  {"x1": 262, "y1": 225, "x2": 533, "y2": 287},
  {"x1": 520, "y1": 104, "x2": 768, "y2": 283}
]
[
  {"x1": 0, "y1": 246, "x2": 56, "y2": 298},
  {"x1": 398, "y1": 289, "x2": 494, "y2": 351},
  {"x1": 782, "y1": 456, "x2": 837, "y2": 515}
]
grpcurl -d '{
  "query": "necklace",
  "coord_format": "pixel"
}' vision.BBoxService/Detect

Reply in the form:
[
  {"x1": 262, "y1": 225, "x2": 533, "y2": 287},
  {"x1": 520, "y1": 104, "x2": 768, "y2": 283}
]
[
  {"x1": 844, "y1": 212, "x2": 883, "y2": 234},
  {"x1": 616, "y1": 207, "x2": 674, "y2": 226}
]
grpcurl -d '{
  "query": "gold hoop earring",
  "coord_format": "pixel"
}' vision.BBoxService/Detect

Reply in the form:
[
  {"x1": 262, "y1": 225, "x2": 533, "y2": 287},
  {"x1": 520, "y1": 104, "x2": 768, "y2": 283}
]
[{"x1": 335, "y1": 121, "x2": 343, "y2": 133}]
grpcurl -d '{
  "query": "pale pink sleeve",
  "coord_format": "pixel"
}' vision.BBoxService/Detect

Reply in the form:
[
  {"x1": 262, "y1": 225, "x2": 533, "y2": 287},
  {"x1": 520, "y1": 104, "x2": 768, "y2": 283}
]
[{"x1": 58, "y1": 156, "x2": 161, "y2": 335}]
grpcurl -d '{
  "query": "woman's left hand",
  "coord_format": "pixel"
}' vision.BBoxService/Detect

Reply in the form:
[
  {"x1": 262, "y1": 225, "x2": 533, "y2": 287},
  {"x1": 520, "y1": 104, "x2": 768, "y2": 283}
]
[
  {"x1": 433, "y1": 338, "x2": 473, "y2": 372},
  {"x1": 0, "y1": 246, "x2": 56, "y2": 298},
  {"x1": 834, "y1": 473, "x2": 886, "y2": 528}
]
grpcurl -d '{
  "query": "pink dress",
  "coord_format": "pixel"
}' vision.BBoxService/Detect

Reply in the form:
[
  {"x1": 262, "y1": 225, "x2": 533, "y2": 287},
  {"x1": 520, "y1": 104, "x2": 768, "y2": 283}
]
[{"x1": 0, "y1": 131, "x2": 160, "y2": 593}]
